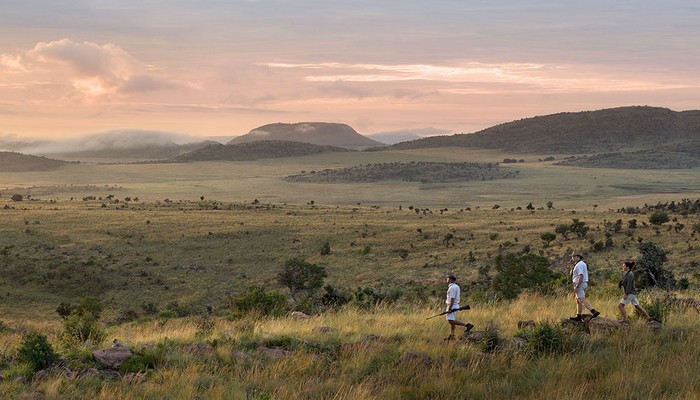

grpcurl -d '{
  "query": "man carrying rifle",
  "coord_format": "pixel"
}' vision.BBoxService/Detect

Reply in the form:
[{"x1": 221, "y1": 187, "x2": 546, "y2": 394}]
[{"x1": 444, "y1": 274, "x2": 473, "y2": 340}]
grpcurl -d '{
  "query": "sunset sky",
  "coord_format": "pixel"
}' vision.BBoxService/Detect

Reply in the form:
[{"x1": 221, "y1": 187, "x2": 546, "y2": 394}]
[{"x1": 1, "y1": 1, "x2": 699, "y2": 140}]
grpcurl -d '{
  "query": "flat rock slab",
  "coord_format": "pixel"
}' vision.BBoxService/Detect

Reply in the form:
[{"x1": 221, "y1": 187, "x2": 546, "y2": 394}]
[
  {"x1": 93, "y1": 342, "x2": 133, "y2": 369},
  {"x1": 588, "y1": 317, "x2": 629, "y2": 335}
]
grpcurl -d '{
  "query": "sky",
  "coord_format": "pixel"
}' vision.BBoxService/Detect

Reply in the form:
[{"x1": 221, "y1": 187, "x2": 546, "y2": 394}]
[{"x1": 1, "y1": 0, "x2": 699, "y2": 140}]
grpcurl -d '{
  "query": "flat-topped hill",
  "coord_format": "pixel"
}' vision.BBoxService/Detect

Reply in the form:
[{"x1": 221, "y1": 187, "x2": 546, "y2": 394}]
[{"x1": 228, "y1": 122, "x2": 384, "y2": 150}]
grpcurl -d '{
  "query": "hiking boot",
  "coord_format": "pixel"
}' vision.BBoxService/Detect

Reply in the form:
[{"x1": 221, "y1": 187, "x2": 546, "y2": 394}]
[
  {"x1": 591, "y1": 309, "x2": 600, "y2": 318},
  {"x1": 465, "y1": 323, "x2": 474, "y2": 333},
  {"x1": 617, "y1": 319, "x2": 629, "y2": 324},
  {"x1": 443, "y1": 335, "x2": 455, "y2": 341},
  {"x1": 569, "y1": 315, "x2": 582, "y2": 322}
]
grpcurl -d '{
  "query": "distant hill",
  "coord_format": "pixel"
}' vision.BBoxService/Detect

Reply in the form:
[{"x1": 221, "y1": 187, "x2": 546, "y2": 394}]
[
  {"x1": 174, "y1": 140, "x2": 351, "y2": 162},
  {"x1": 0, "y1": 151, "x2": 68, "y2": 172},
  {"x1": 555, "y1": 139, "x2": 700, "y2": 169},
  {"x1": 26, "y1": 130, "x2": 215, "y2": 161},
  {"x1": 228, "y1": 122, "x2": 384, "y2": 150},
  {"x1": 386, "y1": 106, "x2": 700, "y2": 154},
  {"x1": 366, "y1": 128, "x2": 450, "y2": 145}
]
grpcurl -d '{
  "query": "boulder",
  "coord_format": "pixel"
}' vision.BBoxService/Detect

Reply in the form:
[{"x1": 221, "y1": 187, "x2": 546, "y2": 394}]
[
  {"x1": 257, "y1": 346, "x2": 293, "y2": 359},
  {"x1": 291, "y1": 311, "x2": 310, "y2": 319},
  {"x1": 588, "y1": 317, "x2": 628, "y2": 335},
  {"x1": 463, "y1": 330, "x2": 485, "y2": 342},
  {"x1": 312, "y1": 326, "x2": 337, "y2": 334},
  {"x1": 93, "y1": 340, "x2": 133, "y2": 369},
  {"x1": 647, "y1": 320, "x2": 663, "y2": 332},
  {"x1": 517, "y1": 320, "x2": 536, "y2": 329}
]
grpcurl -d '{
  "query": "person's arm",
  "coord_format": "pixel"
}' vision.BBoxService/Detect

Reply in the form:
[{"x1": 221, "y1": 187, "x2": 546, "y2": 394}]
[{"x1": 448, "y1": 295, "x2": 455, "y2": 311}]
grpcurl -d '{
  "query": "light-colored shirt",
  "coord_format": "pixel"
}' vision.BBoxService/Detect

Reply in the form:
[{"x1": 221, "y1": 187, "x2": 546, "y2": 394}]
[
  {"x1": 446, "y1": 282, "x2": 460, "y2": 306},
  {"x1": 571, "y1": 260, "x2": 589, "y2": 285}
]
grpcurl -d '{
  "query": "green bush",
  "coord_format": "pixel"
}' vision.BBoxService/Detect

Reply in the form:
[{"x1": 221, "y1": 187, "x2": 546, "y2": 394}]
[
  {"x1": 477, "y1": 323, "x2": 502, "y2": 353},
  {"x1": 277, "y1": 258, "x2": 327, "y2": 300},
  {"x1": 518, "y1": 321, "x2": 567, "y2": 356},
  {"x1": 491, "y1": 252, "x2": 558, "y2": 300},
  {"x1": 59, "y1": 297, "x2": 106, "y2": 345},
  {"x1": 232, "y1": 286, "x2": 289, "y2": 317},
  {"x1": 17, "y1": 332, "x2": 60, "y2": 372},
  {"x1": 638, "y1": 297, "x2": 672, "y2": 323},
  {"x1": 649, "y1": 211, "x2": 670, "y2": 226}
]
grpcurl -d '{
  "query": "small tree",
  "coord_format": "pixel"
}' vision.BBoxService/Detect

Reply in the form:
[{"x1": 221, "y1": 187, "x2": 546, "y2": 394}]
[
  {"x1": 636, "y1": 242, "x2": 675, "y2": 289},
  {"x1": 540, "y1": 232, "x2": 556, "y2": 247},
  {"x1": 554, "y1": 224, "x2": 570, "y2": 240},
  {"x1": 277, "y1": 258, "x2": 327, "y2": 300}
]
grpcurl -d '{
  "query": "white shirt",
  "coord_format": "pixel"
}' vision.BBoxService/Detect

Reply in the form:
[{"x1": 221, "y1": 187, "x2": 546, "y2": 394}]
[
  {"x1": 446, "y1": 282, "x2": 460, "y2": 306},
  {"x1": 571, "y1": 260, "x2": 589, "y2": 284}
]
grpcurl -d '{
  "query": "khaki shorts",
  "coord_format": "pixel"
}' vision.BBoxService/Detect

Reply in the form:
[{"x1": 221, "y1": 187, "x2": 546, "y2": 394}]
[
  {"x1": 445, "y1": 306, "x2": 458, "y2": 321},
  {"x1": 620, "y1": 294, "x2": 639, "y2": 306},
  {"x1": 574, "y1": 282, "x2": 588, "y2": 299}
]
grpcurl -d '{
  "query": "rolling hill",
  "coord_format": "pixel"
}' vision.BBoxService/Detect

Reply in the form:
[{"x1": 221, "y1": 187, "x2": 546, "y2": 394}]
[
  {"x1": 385, "y1": 106, "x2": 700, "y2": 154},
  {"x1": 174, "y1": 140, "x2": 351, "y2": 162},
  {"x1": 0, "y1": 151, "x2": 69, "y2": 172},
  {"x1": 228, "y1": 122, "x2": 384, "y2": 150}
]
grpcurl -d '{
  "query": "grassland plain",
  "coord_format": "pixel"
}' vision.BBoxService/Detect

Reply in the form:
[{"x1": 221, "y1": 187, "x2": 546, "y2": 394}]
[{"x1": 1, "y1": 149, "x2": 699, "y2": 209}]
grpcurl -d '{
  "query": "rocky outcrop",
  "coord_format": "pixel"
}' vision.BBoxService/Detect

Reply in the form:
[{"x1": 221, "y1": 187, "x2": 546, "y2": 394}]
[{"x1": 93, "y1": 339, "x2": 133, "y2": 369}]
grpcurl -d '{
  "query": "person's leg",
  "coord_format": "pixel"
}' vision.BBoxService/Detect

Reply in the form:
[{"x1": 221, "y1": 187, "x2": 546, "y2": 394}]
[
  {"x1": 618, "y1": 302, "x2": 628, "y2": 320},
  {"x1": 631, "y1": 296, "x2": 651, "y2": 320}
]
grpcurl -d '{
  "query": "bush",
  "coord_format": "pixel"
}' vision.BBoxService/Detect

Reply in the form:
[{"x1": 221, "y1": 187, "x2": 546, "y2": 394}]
[
  {"x1": 59, "y1": 297, "x2": 105, "y2": 345},
  {"x1": 477, "y1": 323, "x2": 502, "y2": 352},
  {"x1": 491, "y1": 253, "x2": 558, "y2": 300},
  {"x1": 17, "y1": 332, "x2": 60, "y2": 372},
  {"x1": 232, "y1": 286, "x2": 288, "y2": 317},
  {"x1": 11, "y1": 194, "x2": 23, "y2": 202},
  {"x1": 639, "y1": 297, "x2": 672, "y2": 323},
  {"x1": 636, "y1": 242, "x2": 675, "y2": 289},
  {"x1": 520, "y1": 321, "x2": 567, "y2": 356},
  {"x1": 649, "y1": 211, "x2": 670, "y2": 226}
]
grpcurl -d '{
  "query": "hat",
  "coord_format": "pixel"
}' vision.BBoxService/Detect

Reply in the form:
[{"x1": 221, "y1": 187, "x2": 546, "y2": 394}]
[
  {"x1": 447, "y1": 274, "x2": 457, "y2": 281},
  {"x1": 571, "y1": 250, "x2": 583, "y2": 257}
]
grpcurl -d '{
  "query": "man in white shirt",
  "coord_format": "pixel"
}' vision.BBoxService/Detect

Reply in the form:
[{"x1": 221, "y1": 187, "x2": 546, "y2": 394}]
[
  {"x1": 569, "y1": 251, "x2": 600, "y2": 321},
  {"x1": 445, "y1": 274, "x2": 473, "y2": 340}
]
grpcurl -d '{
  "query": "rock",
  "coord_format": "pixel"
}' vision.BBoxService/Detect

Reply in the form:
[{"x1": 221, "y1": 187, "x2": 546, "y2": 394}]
[
  {"x1": 517, "y1": 320, "x2": 536, "y2": 329},
  {"x1": 396, "y1": 352, "x2": 433, "y2": 368},
  {"x1": 312, "y1": 326, "x2": 337, "y2": 334},
  {"x1": 33, "y1": 369, "x2": 51, "y2": 381},
  {"x1": 647, "y1": 320, "x2": 663, "y2": 332},
  {"x1": 122, "y1": 371, "x2": 148, "y2": 384},
  {"x1": 463, "y1": 330, "x2": 485, "y2": 342},
  {"x1": 588, "y1": 317, "x2": 628, "y2": 335},
  {"x1": 291, "y1": 311, "x2": 310, "y2": 319},
  {"x1": 231, "y1": 351, "x2": 252, "y2": 362},
  {"x1": 257, "y1": 346, "x2": 293, "y2": 359},
  {"x1": 182, "y1": 343, "x2": 215, "y2": 358},
  {"x1": 93, "y1": 340, "x2": 133, "y2": 369},
  {"x1": 13, "y1": 374, "x2": 28, "y2": 384}
]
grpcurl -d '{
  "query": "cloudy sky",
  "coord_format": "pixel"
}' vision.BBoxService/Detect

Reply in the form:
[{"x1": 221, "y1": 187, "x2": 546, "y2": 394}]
[{"x1": 1, "y1": 0, "x2": 699, "y2": 139}]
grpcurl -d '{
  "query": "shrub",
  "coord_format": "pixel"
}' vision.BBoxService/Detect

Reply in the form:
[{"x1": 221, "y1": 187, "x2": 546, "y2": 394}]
[
  {"x1": 520, "y1": 321, "x2": 567, "y2": 356},
  {"x1": 232, "y1": 286, "x2": 288, "y2": 317},
  {"x1": 60, "y1": 297, "x2": 106, "y2": 345},
  {"x1": 649, "y1": 211, "x2": 670, "y2": 226},
  {"x1": 540, "y1": 232, "x2": 556, "y2": 246},
  {"x1": 491, "y1": 253, "x2": 558, "y2": 300},
  {"x1": 11, "y1": 194, "x2": 23, "y2": 202},
  {"x1": 637, "y1": 297, "x2": 672, "y2": 323},
  {"x1": 17, "y1": 332, "x2": 60, "y2": 372},
  {"x1": 477, "y1": 323, "x2": 502, "y2": 352}
]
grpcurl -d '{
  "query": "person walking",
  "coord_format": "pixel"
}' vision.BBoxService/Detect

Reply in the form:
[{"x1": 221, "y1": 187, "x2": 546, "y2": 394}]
[
  {"x1": 444, "y1": 274, "x2": 473, "y2": 340},
  {"x1": 569, "y1": 251, "x2": 600, "y2": 321},
  {"x1": 618, "y1": 260, "x2": 652, "y2": 323}
]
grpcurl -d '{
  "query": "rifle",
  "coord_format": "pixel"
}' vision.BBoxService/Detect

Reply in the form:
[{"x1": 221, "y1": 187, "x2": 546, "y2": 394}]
[{"x1": 426, "y1": 304, "x2": 470, "y2": 319}]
